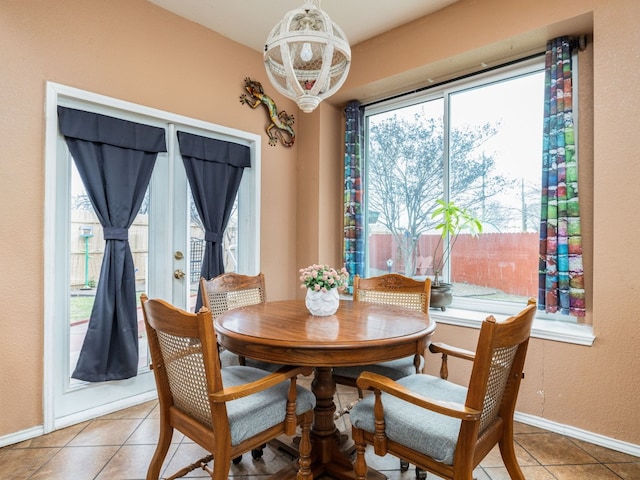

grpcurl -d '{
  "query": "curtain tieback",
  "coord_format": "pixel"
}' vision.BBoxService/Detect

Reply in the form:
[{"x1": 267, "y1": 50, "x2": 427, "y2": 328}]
[
  {"x1": 205, "y1": 231, "x2": 223, "y2": 243},
  {"x1": 103, "y1": 227, "x2": 129, "y2": 240}
]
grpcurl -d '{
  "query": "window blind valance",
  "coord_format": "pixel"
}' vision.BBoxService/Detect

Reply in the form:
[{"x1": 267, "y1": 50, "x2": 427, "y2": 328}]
[
  {"x1": 57, "y1": 106, "x2": 167, "y2": 153},
  {"x1": 177, "y1": 131, "x2": 250, "y2": 168}
]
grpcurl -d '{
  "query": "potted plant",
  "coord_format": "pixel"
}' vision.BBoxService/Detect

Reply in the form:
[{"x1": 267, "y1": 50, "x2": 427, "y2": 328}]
[
  {"x1": 299, "y1": 264, "x2": 349, "y2": 316},
  {"x1": 429, "y1": 199, "x2": 483, "y2": 310}
]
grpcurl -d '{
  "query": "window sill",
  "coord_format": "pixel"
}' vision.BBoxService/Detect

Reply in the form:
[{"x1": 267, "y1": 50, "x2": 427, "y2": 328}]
[{"x1": 429, "y1": 307, "x2": 595, "y2": 346}]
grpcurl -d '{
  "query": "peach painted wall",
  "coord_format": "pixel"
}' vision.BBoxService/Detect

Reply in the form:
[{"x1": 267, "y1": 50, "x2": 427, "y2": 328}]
[
  {"x1": 294, "y1": 102, "x2": 344, "y2": 299},
  {"x1": 0, "y1": 0, "x2": 301, "y2": 437},
  {"x1": 1, "y1": 0, "x2": 640, "y2": 451},
  {"x1": 325, "y1": 0, "x2": 639, "y2": 448}
]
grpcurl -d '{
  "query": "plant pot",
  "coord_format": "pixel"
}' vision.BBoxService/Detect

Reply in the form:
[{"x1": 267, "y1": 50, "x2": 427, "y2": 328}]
[
  {"x1": 430, "y1": 283, "x2": 453, "y2": 311},
  {"x1": 305, "y1": 288, "x2": 340, "y2": 316}
]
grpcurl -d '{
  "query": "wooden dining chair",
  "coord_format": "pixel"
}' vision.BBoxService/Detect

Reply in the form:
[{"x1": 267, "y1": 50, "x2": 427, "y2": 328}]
[
  {"x1": 350, "y1": 299, "x2": 537, "y2": 480},
  {"x1": 332, "y1": 274, "x2": 431, "y2": 398},
  {"x1": 332, "y1": 273, "x2": 431, "y2": 471},
  {"x1": 140, "y1": 294, "x2": 315, "y2": 480},
  {"x1": 200, "y1": 272, "x2": 278, "y2": 372}
]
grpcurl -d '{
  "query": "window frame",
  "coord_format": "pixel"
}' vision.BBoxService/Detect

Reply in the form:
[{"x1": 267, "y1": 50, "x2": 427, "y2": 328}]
[{"x1": 362, "y1": 57, "x2": 594, "y2": 346}]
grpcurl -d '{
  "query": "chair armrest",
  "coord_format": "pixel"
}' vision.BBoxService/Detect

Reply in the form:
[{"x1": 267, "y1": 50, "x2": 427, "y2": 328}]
[
  {"x1": 356, "y1": 371, "x2": 480, "y2": 422},
  {"x1": 429, "y1": 342, "x2": 475, "y2": 362},
  {"x1": 210, "y1": 365, "x2": 312, "y2": 403}
]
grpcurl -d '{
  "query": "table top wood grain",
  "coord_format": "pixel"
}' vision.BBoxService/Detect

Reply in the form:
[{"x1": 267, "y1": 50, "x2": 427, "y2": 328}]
[{"x1": 215, "y1": 299, "x2": 435, "y2": 367}]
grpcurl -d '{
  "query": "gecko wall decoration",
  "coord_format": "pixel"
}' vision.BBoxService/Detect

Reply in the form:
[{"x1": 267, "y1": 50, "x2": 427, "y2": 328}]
[{"x1": 239, "y1": 77, "x2": 295, "y2": 147}]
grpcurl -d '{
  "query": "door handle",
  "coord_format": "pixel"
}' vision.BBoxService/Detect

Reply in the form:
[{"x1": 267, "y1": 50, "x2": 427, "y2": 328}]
[{"x1": 174, "y1": 269, "x2": 185, "y2": 279}]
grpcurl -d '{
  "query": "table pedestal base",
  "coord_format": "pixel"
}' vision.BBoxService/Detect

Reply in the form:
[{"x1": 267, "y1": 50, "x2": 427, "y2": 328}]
[
  {"x1": 268, "y1": 367, "x2": 387, "y2": 480},
  {"x1": 271, "y1": 443, "x2": 386, "y2": 480}
]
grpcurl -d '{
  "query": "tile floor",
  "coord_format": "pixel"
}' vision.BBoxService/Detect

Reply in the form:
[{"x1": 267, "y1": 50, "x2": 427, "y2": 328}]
[{"x1": 1, "y1": 381, "x2": 639, "y2": 480}]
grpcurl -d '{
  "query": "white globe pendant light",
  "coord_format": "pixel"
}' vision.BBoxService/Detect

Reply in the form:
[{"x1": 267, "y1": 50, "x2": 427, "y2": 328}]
[{"x1": 264, "y1": 1, "x2": 351, "y2": 113}]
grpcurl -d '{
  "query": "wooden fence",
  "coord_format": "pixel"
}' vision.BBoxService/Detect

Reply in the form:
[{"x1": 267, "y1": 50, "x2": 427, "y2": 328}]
[
  {"x1": 70, "y1": 212, "x2": 148, "y2": 288},
  {"x1": 369, "y1": 232, "x2": 539, "y2": 297}
]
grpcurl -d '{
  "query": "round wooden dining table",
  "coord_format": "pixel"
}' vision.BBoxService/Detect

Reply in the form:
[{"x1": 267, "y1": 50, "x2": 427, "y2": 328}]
[{"x1": 215, "y1": 299, "x2": 436, "y2": 480}]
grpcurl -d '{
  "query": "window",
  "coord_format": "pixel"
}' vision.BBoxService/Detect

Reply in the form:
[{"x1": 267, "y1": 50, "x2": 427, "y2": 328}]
[{"x1": 364, "y1": 57, "x2": 576, "y2": 322}]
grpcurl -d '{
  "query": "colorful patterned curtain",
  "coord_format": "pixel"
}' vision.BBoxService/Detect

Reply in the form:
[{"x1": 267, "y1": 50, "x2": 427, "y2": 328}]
[
  {"x1": 538, "y1": 37, "x2": 585, "y2": 317},
  {"x1": 343, "y1": 101, "x2": 365, "y2": 291}
]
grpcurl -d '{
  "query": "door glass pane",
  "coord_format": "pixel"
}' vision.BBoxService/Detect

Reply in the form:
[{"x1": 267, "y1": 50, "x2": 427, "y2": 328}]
[
  {"x1": 187, "y1": 195, "x2": 238, "y2": 309},
  {"x1": 224, "y1": 198, "x2": 239, "y2": 272},
  {"x1": 188, "y1": 196, "x2": 204, "y2": 308}
]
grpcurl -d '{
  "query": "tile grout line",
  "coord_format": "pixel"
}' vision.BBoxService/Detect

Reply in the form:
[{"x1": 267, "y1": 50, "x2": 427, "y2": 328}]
[
  {"x1": 25, "y1": 417, "x2": 97, "y2": 480},
  {"x1": 91, "y1": 406, "x2": 157, "y2": 480}
]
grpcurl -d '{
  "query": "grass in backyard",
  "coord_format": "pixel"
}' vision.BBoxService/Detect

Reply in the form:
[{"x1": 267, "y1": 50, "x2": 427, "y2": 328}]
[
  {"x1": 69, "y1": 289, "x2": 147, "y2": 324},
  {"x1": 70, "y1": 295, "x2": 95, "y2": 323}
]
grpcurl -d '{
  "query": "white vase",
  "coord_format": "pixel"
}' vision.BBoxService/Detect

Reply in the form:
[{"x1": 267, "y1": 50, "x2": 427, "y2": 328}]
[{"x1": 305, "y1": 288, "x2": 340, "y2": 316}]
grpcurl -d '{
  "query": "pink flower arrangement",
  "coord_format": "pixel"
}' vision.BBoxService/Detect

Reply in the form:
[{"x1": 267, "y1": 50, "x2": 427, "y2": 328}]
[{"x1": 299, "y1": 264, "x2": 349, "y2": 292}]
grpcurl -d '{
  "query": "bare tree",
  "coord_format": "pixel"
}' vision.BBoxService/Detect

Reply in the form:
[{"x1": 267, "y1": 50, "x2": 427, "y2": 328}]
[{"x1": 367, "y1": 112, "x2": 508, "y2": 275}]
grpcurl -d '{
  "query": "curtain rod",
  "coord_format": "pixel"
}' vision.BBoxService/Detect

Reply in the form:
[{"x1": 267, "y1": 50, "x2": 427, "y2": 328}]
[
  {"x1": 363, "y1": 34, "x2": 587, "y2": 109},
  {"x1": 363, "y1": 51, "x2": 545, "y2": 109}
]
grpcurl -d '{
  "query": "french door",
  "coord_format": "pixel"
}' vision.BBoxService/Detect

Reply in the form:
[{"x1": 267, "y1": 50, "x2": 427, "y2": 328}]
[{"x1": 44, "y1": 82, "x2": 260, "y2": 432}]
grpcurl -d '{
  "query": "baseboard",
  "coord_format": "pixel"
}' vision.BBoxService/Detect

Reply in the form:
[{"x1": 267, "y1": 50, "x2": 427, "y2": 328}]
[
  {"x1": 0, "y1": 390, "x2": 158, "y2": 449},
  {"x1": 515, "y1": 411, "x2": 640, "y2": 458},
  {"x1": 0, "y1": 426, "x2": 45, "y2": 448}
]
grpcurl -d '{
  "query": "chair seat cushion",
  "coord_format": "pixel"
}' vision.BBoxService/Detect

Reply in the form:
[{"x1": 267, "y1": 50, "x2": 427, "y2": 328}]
[
  {"x1": 221, "y1": 366, "x2": 316, "y2": 446},
  {"x1": 332, "y1": 355, "x2": 423, "y2": 381},
  {"x1": 350, "y1": 374, "x2": 467, "y2": 465}
]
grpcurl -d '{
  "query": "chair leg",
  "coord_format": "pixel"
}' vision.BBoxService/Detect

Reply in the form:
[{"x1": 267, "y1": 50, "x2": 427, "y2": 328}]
[
  {"x1": 451, "y1": 459, "x2": 476, "y2": 480},
  {"x1": 352, "y1": 428, "x2": 368, "y2": 480},
  {"x1": 146, "y1": 424, "x2": 173, "y2": 479},
  {"x1": 296, "y1": 412, "x2": 313, "y2": 480},
  {"x1": 499, "y1": 437, "x2": 525, "y2": 480},
  {"x1": 212, "y1": 449, "x2": 231, "y2": 480}
]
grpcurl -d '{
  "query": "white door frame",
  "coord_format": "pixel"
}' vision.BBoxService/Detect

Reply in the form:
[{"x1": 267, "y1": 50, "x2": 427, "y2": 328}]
[{"x1": 43, "y1": 82, "x2": 261, "y2": 432}]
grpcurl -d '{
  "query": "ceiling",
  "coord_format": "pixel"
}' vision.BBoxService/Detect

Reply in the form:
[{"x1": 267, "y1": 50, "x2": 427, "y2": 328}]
[{"x1": 147, "y1": 0, "x2": 460, "y2": 52}]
